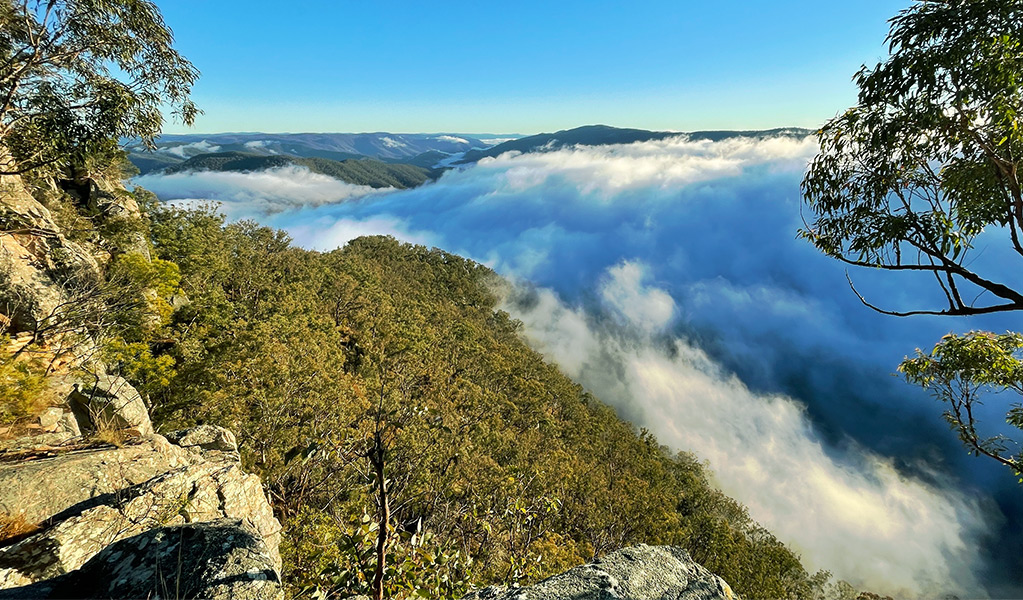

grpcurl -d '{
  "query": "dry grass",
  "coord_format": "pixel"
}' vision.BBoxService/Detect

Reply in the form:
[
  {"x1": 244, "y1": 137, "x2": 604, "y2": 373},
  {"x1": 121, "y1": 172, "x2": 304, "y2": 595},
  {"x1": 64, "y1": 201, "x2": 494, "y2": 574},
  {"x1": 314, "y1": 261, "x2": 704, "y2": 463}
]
[
  {"x1": 91, "y1": 424, "x2": 128, "y2": 447},
  {"x1": 0, "y1": 511, "x2": 40, "y2": 546}
]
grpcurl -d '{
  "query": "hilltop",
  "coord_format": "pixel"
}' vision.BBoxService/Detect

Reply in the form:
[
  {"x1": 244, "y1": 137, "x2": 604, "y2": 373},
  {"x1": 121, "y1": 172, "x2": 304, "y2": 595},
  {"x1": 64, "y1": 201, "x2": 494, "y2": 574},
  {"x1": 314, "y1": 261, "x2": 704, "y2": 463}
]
[
  {"x1": 163, "y1": 151, "x2": 436, "y2": 189},
  {"x1": 456, "y1": 125, "x2": 814, "y2": 163}
]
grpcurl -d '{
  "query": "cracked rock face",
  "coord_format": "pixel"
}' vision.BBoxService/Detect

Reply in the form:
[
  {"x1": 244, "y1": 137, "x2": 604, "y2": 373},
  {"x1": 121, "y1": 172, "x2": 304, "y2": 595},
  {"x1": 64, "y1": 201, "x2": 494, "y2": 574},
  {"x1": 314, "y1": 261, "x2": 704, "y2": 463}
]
[
  {"x1": 0, "y1": 429, "x2": 280, "y2": 591},
  {"x1": 463, "y1": 545, "x2": 736, "y2": 600},
  {"x1": 0, "y1": 169, "x2": 102, "y2": 337},
  {"x1": 0, "y1": 519, "x2": 283, "y2": 600}
]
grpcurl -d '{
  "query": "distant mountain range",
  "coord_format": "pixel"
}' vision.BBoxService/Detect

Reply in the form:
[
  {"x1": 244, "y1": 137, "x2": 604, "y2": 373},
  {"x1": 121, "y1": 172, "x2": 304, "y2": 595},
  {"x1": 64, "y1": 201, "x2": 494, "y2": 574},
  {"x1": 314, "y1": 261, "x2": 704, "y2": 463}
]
[
  {"x1": 129, "y1": 126, "x2": 814, "y2": 189},
  {"x1": 456, "y1": 125, "x2": 814, "y2": 163},
  {"x1": 164, "y1": 152, "x2": 435, "y2": 189},
  {"x1": 124, "y1": 132, "x2": 509, "y2": 175}
]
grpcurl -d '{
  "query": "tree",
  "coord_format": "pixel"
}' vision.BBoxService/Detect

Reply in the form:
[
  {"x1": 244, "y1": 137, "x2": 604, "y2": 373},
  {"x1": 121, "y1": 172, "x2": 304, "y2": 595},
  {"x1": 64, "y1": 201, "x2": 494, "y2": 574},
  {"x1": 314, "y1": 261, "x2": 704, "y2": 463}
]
[
  {"x1": 900, "y1": 331, "x2": 1023, "y2": 479},
  {"x1": 0, "y1": 0, "x2": 199, "y2": 176},
  {"x1": 800, "y1": 0, "x2": 1023, "y2": 480}
]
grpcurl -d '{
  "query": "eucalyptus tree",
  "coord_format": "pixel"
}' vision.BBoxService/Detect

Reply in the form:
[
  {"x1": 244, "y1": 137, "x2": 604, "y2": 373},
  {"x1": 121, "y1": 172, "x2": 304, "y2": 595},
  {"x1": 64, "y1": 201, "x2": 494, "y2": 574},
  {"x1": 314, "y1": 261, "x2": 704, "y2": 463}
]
[
  {"x1": 0, "y1": 0, "x2": 198, "y2": 176},
  {"x1": 800, "y1": 0, "x2": 1023, "y2": 480}
]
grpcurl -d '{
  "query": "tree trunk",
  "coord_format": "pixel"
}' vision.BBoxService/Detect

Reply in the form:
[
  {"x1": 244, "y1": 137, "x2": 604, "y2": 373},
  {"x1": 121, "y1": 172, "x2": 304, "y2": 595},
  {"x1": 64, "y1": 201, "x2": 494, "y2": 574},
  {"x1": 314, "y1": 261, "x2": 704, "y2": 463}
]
[{"x1": 370, "y1": 437, "x2": 389, "y2": 600}]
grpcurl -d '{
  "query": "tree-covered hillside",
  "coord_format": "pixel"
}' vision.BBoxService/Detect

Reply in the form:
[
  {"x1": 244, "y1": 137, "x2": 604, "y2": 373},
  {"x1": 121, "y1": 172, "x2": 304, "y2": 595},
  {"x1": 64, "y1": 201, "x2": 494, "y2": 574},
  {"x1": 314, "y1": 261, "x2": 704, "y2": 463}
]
[
  {"x1": 164, "y1": 151, "x2": 434, "y2": 189},
  {"x1": 121, "y1": 199, "x2": 830, "y2": 599},
  {"x1": 457, "y1": 125, "x2": 814, "y2": 164}
]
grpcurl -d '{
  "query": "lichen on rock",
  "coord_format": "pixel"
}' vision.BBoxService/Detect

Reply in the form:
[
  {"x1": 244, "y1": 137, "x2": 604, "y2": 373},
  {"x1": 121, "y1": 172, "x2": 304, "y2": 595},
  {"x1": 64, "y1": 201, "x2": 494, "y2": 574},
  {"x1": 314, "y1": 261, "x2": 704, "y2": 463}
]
[{"x1": 462, "y1": 545, "x2": 736, "y2": 600}]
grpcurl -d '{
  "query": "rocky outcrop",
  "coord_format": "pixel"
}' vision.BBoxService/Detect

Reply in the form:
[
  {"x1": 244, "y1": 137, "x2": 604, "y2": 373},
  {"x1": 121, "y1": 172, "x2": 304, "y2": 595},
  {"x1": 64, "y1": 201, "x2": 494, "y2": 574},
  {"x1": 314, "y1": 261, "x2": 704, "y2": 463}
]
[
  {"x1": 0, "y1": 167, "x2": 102, "y2": 340},
  {"x1": 0, "y1": 379, "x2": 281, "y2": 599},
  {"x1": 0, "y1": 519, "x2": 281, "y2": 600},
  {"x1": 68, "y1": 375, "x2": 154, "y2": 437},
  {"x1": 463, "y1": 545, "x2": 736, "y2": 600}
]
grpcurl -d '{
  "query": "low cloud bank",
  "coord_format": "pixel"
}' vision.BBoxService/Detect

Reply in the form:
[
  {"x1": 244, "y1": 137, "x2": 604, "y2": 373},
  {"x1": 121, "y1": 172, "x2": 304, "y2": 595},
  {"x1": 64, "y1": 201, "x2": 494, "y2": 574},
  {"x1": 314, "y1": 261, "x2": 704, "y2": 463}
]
[
  {"x1": 145, "y1": 135, "x2": 1017, "y2": 595},
  {"x1": 504, "y1": 275, "x2": 988, "y2": 596},
  {"x1": 134, "y1": 165, "x2": 386, "y2": 218}
]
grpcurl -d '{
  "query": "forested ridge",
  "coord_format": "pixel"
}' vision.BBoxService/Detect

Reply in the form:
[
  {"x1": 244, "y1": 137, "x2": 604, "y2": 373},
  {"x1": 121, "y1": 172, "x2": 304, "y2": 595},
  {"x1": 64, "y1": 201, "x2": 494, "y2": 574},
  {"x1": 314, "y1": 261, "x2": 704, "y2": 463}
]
[
  {"x1": 164, "y1": 151, "x2": 435, "y2": 189},
  {"x1": 0, "y1": 0, "x2": 844, "y2": 596},
  {"x1": 0, "y1": 158, "x2": 838, "y2": 598},
  {"x1": 108, "y1": 196, "x2": 828, "y2": 598}
]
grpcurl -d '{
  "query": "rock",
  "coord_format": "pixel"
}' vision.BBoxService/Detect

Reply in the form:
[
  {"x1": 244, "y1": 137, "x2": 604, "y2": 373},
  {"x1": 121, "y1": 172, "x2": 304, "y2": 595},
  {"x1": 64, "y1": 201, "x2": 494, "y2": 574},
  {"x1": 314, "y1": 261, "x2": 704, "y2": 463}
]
[
  {"x1": 0, "y1": 435, "x2": 280, "y2": 584},
  {"x1": 0, "y1": 165, "x2": 102, "y2": 340},
  {"x1": 54, "y1": 411, "x2": 79, "y2": 439},
  {"x1": 68, "y1": 375, "x2": 153, "y2": 437},
  {"x1": 0, "y1": 519, "x2": 283, "y2": 600},
  {"x1": 166, "y1": 425, "x2": 238, "y2": 455},
  {"x1": 462, "y1": 545, "x2": 736, "y2": 600},
  {"x1": 35, "y1": 408, "x2": 63, "y2": 432}
]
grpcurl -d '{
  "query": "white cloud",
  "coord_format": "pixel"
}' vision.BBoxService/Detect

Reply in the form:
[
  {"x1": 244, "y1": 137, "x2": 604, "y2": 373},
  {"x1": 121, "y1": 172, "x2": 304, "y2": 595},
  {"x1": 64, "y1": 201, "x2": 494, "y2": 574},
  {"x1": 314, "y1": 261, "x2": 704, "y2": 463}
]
[
  {"x1": 133, "y1": 166, "x2": 387, "y2": 218},
  {"x1": 243, "y1": 140, "x2": 278, "y2": 154},
  {"x1": 435, "y1": 135, "x2": 470, "y2": 145},
  {"x1": 147, "y1": 134, "x2": 1014, "y2": 596},
  {"x1": 165, "y1": 140, "x2": 221, "y2": 158},
  {"x1": 506, "y1": 283, "x2": 986, "y2": 597},
  {"x1": 286, "y1": 214, "x2": 436, "y2": 250},
  {"x1": 600, "y1": 261, "x2": 675, "y2": 333},
  {"x1": 480, "y1": 137, "x2": 518, "y2": 146},
  {"x1": 380, "y1": 136, "x2": 407, "y2": 149}
]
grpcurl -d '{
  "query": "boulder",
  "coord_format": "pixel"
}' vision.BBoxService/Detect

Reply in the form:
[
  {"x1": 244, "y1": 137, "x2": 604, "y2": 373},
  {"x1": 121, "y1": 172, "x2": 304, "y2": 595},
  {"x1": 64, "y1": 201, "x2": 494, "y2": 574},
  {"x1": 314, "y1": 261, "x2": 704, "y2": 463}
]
[
  {"x1": 165, "y1": 425, "x2": 239, "y2": 460},
  {"x1": 0, "y1": 431, "x2": 280, "y2": 585},
  {"x1": 462, "y1": 545, "x2": 736, "y2": 600},
  {"x1": 68, "y1": 375, "x2": 153, "y2": 437},
  {"x1": 0, "y1": 519, "x2": 283, "y2": 600}
]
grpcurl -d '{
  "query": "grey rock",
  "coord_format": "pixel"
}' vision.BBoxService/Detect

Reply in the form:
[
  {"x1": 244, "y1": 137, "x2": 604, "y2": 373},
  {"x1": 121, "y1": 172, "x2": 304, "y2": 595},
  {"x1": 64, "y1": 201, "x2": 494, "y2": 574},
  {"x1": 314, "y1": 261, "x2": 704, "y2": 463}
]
[
  {"x1": 54, "y1": 411, "x2": 79, "y2": 438},
  {"x1": 68, "y1": 375, "x2": 153, "y2": 437},
  {"x1": 36, "y1": 408, "x2": 63, "y2": 431},
  {"x1": 166, "y1": 425, "x2": 239, "y2": 457},
  {"x1": 0, "y1": 519, "x2": 282, "y2": 600},
  {"x1": 0, "y1": 436, "x2": 281, "y2": 584},
  {"x1": 462, "y1": 545, "x2": 736, "y2": 600}
]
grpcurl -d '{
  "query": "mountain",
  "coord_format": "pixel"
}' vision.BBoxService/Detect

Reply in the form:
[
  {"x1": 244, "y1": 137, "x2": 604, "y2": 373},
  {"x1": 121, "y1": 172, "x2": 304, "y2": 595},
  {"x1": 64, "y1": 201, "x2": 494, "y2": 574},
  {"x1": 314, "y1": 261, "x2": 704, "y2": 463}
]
[
  {"x1": 456, "y1": 125, "x2": 814, "y2": 163},
  {"x1": 124, "y1": 132, "x2": 511, "y2": 174},
  {"x1": 163, "y1": 151, "x2": 435, "y2": 189}
]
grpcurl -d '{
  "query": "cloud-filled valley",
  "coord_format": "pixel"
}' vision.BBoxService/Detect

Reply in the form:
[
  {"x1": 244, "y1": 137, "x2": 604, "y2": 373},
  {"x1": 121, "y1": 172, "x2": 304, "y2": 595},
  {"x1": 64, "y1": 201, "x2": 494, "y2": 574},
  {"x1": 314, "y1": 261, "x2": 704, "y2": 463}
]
[{"x1": 140, "y1": 136, "x2": 1023, "y2": 597}]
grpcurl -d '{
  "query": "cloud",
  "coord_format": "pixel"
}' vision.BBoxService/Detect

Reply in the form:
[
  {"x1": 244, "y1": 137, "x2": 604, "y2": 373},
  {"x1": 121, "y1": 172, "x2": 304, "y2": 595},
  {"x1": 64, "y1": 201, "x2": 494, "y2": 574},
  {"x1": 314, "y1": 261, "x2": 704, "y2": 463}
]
[
  {"x1": 504, "y1": 282, "x2": 988, "y2": 597},
  {"x1": 380, "y1": 136, "x2": 407, "y2": 149},
  {"x1": 435, "y1": 135, "x2": 470, "y2": 145},
  {"x1": 243, "y1": 140, "x2": 278, "y2": 154},
  {"x1": 285, "y1": 212, "x2": 436, "y2": 250},
  {"x1": 133, "y1": 166, "x2": 386, "y2": 219},
  {"x1": 599, "y1": 261, "x2": 675, "y2": 333},
  {"x1": 152, "y1": 135, "x2": 1019, "y2": 596},
  {"x1": 164, "y1": 140, "x2": 221, "y2": 158}
]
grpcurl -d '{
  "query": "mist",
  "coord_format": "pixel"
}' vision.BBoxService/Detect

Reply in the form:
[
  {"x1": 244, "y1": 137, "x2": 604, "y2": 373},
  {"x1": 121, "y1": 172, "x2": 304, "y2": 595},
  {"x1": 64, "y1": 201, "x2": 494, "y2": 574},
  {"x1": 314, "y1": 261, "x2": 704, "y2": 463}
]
[{"x1": 140, "y1": 136, "x2": 1023, "y2": 596}]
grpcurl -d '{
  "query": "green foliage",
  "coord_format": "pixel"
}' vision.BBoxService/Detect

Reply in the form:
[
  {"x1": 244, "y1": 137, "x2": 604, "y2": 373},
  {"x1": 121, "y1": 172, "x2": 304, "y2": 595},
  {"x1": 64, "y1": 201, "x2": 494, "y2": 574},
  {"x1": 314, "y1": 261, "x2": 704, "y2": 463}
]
[
  {"x1": 104, "y1": 251, "x2": 181, "y2": 340},
  {"x1": 285, "y1": 509, "x2": 470, "y2": 600},
  {"x1": 100, "y1": 338, "x2": 175, "y2": 400},
  {"x1": 0, "y1": 336, "x2": 47, "y2": 425},
  {"x1": 799, "y1": 0, "x2": 1023, "y2": 482},
  {"x1": 800, "y1": 0, "x2": 1023, "y2": 317},
  {"x1": 0, "y1": 0, "x2": 199, "y2": 177},
  {"x1": 900, "y1": 332, "x2": 1023, "y2": 480},
  {"x1": 140, "y1": 202, "x2": 823, "y2": 599}
]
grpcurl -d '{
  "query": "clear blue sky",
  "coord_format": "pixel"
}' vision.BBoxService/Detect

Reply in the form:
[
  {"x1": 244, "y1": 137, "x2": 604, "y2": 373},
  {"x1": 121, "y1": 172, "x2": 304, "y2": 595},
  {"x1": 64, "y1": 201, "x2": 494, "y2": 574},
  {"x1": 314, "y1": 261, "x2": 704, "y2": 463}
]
[{"x1": 158, "y1": 0, "x2": 910, "y2": 135}]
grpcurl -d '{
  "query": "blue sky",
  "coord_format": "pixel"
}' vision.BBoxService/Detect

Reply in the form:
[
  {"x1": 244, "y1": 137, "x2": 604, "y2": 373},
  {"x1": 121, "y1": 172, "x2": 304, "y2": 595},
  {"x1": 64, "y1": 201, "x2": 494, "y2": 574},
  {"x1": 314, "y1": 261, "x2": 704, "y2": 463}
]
[{"x1": 159, "y1": 0, "x2": 909, "y2": 134}]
